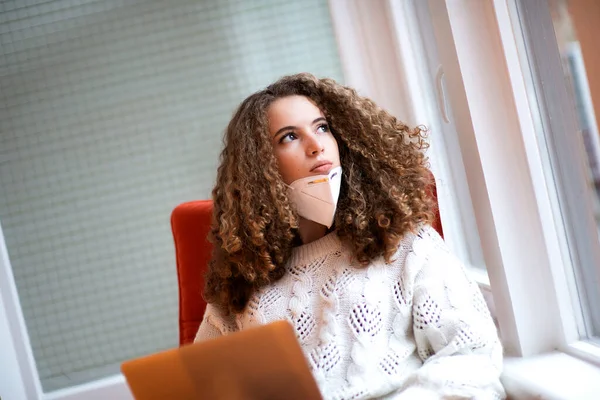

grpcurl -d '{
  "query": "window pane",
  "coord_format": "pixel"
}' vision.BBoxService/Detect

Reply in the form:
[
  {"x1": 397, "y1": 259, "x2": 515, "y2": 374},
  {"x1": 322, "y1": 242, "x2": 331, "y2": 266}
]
[
  {"x1": 516, "y1": 0, "x2": 600, "y2": 338},
  {"x1": 410, "y1": 0, "x2": 488, "y2": 274},
  {"x1": 0, "y1": 0, "x2": 343, "y2": 391},
  {"x1": 550, "y1": 0, "x2": 600, "y2": 228}
]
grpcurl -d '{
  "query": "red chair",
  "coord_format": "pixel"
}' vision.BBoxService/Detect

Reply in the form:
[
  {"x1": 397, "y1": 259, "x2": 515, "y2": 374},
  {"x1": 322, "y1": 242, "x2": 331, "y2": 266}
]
[
  {"x1": 171, "y1": 179, "x2": 443, "y2": 346},
  {"x1": 171, "y1": 200, "x2": 213, "y2": 346}
]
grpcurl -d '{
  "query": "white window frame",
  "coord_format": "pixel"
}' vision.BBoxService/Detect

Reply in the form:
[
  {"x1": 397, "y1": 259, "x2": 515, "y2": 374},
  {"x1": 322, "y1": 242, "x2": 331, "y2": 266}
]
[
  {"x1": 0, "y1": 222, "x2": 44, "y2": 400},
  {"x1": 330, "y1": 0, "x2": 597, "y2": 357},
  {"x1": 427, "y1": 0, "x2": 579, "y2": 357},
  {"x1": 1, "y1": 221, "x2": 134, "y2": 399},
  {"x1": 328, "y1": 0, "x2": 489, "y2": 279}
]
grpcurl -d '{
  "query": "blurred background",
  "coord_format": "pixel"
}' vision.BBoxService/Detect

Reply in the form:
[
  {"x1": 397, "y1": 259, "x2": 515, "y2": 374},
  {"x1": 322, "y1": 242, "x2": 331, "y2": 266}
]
[{"x1": 0, "y1": 0, "x2": 343, "y2": 391}]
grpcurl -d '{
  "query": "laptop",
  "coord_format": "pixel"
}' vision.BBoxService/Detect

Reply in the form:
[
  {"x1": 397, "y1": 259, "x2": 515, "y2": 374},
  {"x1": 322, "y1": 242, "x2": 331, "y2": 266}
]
[{"x1": 121, "y1": 320, "x2": 323, "y2": 400}]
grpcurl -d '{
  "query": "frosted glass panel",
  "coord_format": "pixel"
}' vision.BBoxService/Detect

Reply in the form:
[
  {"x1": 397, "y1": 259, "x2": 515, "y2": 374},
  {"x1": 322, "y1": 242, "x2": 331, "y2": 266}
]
[{"x1": 0, "y1": 0, "x2": 342, "y2": 391}]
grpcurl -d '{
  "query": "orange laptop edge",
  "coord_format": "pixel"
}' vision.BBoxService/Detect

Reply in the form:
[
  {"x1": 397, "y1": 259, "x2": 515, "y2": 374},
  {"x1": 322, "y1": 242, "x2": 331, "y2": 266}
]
[{"x1": 121, "y1": 320, "x2": 323, "y2": 400}]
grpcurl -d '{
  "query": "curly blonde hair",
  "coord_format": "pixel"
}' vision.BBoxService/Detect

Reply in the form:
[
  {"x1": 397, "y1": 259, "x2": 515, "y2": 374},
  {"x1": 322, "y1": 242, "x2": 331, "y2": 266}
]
[{"x1": 204, "y1": 73, "x2": 435, "y2": 314}]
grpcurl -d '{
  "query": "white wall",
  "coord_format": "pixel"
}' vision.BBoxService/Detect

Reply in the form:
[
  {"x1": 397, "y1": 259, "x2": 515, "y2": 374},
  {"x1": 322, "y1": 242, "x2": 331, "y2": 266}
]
[{"x1": 0, "y1": 0, "x2": 343, "y2": 392}]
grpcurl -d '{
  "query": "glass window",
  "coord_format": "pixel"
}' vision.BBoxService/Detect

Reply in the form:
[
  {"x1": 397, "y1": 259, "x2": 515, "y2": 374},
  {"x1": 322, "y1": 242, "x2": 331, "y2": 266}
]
[
  {"x1": 403, "y1": 0, "x2": 488, "y2": 275},
  {"x1": 514, "y1": 0, "x2": 600, "y2": 339}
]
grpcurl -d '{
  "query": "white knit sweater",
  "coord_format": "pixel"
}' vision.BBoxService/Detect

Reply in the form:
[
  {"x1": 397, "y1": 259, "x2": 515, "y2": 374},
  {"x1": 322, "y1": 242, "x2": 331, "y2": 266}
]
[{"x1": 194, "y1": 225, "x2": 505, "y2": 399}]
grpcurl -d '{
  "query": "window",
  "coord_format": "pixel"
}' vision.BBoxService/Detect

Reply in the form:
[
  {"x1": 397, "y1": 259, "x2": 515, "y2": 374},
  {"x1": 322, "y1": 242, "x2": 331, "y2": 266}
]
[
  {"x1": 514, "y1": 0, "x2": 600, "y2": 340},
  {"x1": 329, "y1": 0, "x2": 488, "y2": 280},
  {"x1": 407, "y1": 0, "x2": 488, "y2": 275}
]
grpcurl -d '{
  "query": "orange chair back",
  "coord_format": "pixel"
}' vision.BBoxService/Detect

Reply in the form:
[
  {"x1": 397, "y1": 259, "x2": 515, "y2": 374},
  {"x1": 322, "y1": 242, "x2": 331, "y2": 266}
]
[{"x1": 171, "y1": 200, "x2": 213, "y2": 346}]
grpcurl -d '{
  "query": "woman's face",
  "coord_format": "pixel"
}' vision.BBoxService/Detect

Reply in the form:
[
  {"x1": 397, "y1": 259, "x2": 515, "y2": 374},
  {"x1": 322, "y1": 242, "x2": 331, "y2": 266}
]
[{"x1": 267, "y1": 95, "x2": 341, "y2": 185}]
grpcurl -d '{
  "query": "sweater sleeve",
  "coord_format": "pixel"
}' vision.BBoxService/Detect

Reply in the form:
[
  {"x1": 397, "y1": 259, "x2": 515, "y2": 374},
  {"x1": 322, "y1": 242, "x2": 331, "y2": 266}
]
[
  {"x1": 193, "y1": 303, "x2": 238, "y2": 343},
  {"x1": 396, "y1": 227, "x2": 505, "y2": 399}
]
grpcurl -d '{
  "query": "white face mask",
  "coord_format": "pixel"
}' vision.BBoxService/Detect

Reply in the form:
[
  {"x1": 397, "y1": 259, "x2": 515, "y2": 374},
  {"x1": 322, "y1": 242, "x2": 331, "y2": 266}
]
[{"x1": 286, "y1": 166, "x2": 342, "y2": 229}]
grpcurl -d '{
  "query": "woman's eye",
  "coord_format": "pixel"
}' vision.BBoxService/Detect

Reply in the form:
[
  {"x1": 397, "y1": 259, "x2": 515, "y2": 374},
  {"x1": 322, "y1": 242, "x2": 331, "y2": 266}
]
[
  {"x1": 279, "y1": 132, "x2": 297, "y2": 143},
  {"x1": 317, "y1": 124, "x2": 330, "y2": 133}
]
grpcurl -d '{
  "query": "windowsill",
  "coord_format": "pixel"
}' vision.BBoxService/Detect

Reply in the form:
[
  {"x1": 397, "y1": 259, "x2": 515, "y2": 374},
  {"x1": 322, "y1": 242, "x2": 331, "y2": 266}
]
[
  {"x1": 502, "y1": 352, "x2": 600, "y2": 400},
  {"x1": 42, "y1": 352, "x2": 600, "y2": 400},
  {"x1": 466, "y1": 265, "x2": 491, "y2": 289}
]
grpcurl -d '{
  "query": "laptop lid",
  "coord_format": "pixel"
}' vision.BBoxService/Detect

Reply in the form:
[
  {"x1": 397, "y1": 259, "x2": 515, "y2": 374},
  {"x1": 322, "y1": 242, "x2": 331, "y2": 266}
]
[{"x1": 121, "y1": 320, "x2": 322, "y2": 400}]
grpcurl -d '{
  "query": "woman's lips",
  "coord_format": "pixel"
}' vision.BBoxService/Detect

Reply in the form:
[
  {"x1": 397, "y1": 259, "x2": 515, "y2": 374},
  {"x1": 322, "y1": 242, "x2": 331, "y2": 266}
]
[{"x1": 311, "y1": 162, "x2": 333, "y2": 174}]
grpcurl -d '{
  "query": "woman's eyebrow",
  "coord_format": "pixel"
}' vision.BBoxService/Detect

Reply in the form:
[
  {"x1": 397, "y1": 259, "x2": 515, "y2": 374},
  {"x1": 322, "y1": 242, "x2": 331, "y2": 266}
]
[
  {"x1": 273, "y1": 125, "x2": 295, "y2": 138},
  {"x1": 273, "y1": 117, "x2": 328, "y2": 139}
]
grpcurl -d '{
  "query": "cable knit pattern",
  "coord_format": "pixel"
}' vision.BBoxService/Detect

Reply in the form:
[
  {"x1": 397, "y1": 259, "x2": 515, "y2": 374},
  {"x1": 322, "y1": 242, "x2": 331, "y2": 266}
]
[{"x1": 195, "y1": 225, "x2": 506, "y2": 399}]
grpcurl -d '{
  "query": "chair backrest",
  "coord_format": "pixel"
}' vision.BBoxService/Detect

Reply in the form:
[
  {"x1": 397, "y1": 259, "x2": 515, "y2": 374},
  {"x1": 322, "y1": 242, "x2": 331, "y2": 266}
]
[
  {"x1": 171, "y1": 200, "x2": 213, "y2": 346},
  {"x1": 171, "y1": 176, "x2": 444, "y2": 346}
]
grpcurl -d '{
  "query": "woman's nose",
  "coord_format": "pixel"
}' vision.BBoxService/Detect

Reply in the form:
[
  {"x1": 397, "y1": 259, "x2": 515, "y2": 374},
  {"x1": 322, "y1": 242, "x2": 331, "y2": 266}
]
[{"x1": 306, "y1": 135, "x2": 324, "y2": 156}]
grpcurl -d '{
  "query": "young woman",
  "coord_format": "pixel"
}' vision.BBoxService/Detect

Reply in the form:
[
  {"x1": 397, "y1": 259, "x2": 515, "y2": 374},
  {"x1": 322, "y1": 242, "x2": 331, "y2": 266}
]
[{"x1": 195, "y1": 73, "x2": 505, "y2": 399}]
